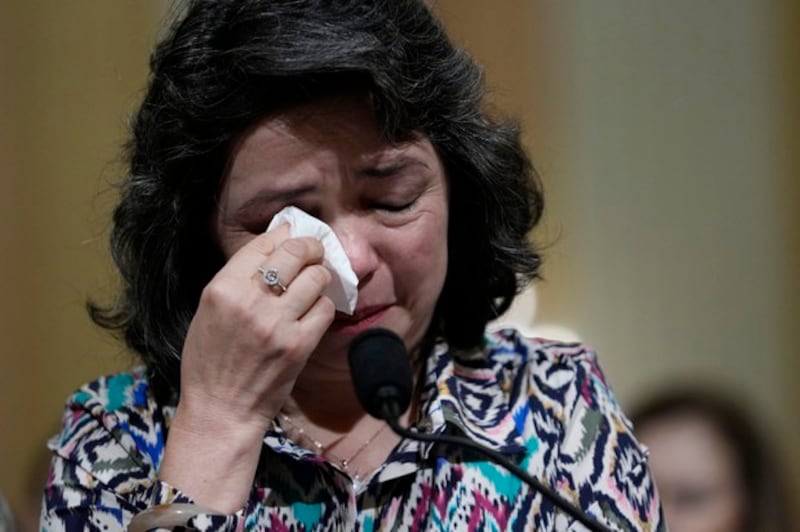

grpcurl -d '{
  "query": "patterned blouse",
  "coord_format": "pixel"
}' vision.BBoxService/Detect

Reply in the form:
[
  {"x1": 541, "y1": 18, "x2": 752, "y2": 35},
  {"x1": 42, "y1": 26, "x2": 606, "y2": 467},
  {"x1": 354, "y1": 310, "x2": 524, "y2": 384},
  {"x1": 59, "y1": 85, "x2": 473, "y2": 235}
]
[{"x1": 42, "y1": 329, "x2": 664, "y2": 531}]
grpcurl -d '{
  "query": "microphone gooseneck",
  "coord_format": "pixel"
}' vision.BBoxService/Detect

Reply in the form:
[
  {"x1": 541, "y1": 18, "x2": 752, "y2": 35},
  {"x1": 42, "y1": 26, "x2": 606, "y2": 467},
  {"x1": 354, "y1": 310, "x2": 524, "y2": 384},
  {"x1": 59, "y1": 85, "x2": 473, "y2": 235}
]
[{"x1": 348, "y1": 328, "x2": 613, "y2": 532}]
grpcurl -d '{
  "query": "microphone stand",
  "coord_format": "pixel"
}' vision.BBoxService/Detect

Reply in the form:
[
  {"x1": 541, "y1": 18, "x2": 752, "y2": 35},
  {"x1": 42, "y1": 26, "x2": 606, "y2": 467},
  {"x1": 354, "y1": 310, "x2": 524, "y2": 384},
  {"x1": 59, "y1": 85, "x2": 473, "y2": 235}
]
[{"x1": 380, "y1": 402, "x2": 613, "y2": 532}]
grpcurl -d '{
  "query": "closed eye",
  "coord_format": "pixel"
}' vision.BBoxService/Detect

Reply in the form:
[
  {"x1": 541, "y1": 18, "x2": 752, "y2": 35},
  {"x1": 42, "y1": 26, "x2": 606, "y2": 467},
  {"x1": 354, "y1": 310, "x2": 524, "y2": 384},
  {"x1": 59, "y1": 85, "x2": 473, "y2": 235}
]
[{"x1": 372, "y1": 200, "x2": 416, "y2": 213}]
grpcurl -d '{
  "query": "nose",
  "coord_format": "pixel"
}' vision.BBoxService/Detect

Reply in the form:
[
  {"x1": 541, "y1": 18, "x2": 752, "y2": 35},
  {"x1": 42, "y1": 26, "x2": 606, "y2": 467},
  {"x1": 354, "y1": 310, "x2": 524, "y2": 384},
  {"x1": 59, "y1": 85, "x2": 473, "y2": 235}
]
[{"x1": 329, "y1": 216, "x2": 379, "y2": 285}]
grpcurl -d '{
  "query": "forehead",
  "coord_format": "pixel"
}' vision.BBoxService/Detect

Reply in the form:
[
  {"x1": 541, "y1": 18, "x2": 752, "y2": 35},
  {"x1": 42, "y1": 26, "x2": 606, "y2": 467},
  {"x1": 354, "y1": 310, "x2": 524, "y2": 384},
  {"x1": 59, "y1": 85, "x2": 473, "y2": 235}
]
[
  {"x1": 639, "y1": 413, "x2": 742, "y2": 482},
  {"x1": 236, "y1": 93, "x2": 384, "y2": 150},
  {"x1": 224, "y1": 94, "x2": 440, "y2": 184}
]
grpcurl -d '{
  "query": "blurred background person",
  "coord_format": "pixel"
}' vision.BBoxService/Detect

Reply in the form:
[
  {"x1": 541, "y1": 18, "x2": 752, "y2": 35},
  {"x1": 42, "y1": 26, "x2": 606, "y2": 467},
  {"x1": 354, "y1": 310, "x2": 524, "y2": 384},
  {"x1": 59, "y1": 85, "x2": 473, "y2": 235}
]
[{"x1": 631, "y1": 389, "x2": 793, "y2": 532}]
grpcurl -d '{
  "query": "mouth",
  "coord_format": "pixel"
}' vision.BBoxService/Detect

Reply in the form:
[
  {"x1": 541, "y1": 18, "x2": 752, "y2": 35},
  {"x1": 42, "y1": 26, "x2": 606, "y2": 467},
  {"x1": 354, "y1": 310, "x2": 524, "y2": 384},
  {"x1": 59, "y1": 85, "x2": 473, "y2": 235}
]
[{"x1": 331, "y1": 304, "x2": 392, "y2": 333}]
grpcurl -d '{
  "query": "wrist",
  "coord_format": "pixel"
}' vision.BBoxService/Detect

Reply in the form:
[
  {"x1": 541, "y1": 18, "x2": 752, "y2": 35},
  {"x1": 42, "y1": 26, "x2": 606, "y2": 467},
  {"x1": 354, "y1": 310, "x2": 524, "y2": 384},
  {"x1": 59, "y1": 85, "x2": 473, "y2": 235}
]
[
  {"x1": 158, "y1": 401, "x2": 270, "y2": 513},
  {"x1": 172, "y1": 391, "x2": 275, "y2": 440}
]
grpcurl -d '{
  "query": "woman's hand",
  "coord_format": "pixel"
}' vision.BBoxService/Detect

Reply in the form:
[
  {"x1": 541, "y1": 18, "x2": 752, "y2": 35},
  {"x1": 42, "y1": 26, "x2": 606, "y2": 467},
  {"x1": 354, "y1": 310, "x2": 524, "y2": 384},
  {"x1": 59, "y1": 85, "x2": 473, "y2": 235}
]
[
  {"x1": 179, "y1": 223, "x2": 335, "y2": 431},
  {"x1": 159, "y1": 224, "x2": 336, "y2": 512}
]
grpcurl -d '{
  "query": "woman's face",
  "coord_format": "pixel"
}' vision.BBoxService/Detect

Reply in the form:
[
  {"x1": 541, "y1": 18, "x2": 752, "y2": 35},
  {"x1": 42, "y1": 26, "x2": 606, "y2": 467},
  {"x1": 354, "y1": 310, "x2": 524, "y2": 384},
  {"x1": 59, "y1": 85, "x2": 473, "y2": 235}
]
[
  {"x1": 637, "y1": 412, "x2": 748, "y2": 532},
  {"x1": 213, "y1": 94, "x2": 449, "y2": 361}
]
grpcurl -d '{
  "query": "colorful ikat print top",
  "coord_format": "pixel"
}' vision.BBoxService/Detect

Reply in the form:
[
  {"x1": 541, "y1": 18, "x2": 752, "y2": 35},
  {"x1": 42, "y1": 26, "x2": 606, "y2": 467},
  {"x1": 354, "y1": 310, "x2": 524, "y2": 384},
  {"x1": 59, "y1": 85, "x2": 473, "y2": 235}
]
[{"x1": 42, "y1": 330, "x2": 664, "y2": 531}]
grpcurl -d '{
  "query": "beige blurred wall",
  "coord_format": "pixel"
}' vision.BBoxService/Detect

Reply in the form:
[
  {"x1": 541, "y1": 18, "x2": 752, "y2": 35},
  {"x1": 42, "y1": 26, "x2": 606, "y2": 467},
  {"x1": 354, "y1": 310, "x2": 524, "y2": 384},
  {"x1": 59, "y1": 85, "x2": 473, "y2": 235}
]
[
  {"x1": 0, "y1": 0, "x2": 796, "y2": 525},
  {"x1": 0, "y1": 2, "x2": 164, "y2": 525},
  {"x1": 439, "y1": 0, "x2": 799, "y2": 507},
  {"x1": 780, "y1": 0, "x2": 800, "y2": 507}
]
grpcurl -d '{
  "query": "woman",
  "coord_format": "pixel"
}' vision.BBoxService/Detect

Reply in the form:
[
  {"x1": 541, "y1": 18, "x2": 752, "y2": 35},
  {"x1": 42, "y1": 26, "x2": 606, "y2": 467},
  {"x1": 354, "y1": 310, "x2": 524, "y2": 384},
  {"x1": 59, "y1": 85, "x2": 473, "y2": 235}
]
[
  {"x1": 42, "y1": 1, "x2": 662, "y2": 530},
  {"x1": 631, "y1": 389, "x2": 792, "y2": 532}
]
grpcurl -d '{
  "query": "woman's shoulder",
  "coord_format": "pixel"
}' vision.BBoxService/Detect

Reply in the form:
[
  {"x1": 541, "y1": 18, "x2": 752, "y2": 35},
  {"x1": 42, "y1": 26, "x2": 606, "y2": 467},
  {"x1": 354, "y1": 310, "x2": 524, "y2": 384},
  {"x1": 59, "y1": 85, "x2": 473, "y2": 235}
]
[
  {"x1": 65, "y1": 366, "x2": 154, "y2": 413},
  {"x1": 485, "y1": 328, "x2": 603, "y2": 383},
  {"x1": 483, "y1": 328, "x2": 621, "y2": 418},
  {"x1": 48, "y1": 367, "x2": 167, "y2": 485},
  {"x1": 485, "y1": 330, "x2": 661, "y2": 528}
]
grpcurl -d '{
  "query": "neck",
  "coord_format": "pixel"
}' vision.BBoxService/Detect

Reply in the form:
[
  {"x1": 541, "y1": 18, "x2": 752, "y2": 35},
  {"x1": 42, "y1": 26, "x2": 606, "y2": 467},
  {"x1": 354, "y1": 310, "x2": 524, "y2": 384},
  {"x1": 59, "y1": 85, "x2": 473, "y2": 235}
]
[
  {"x1": 287, "y1": 333, "x2": 427, "y2": 431},
  {"x1": 289, "y1": 349, "x2": 365, "y2": 430}
]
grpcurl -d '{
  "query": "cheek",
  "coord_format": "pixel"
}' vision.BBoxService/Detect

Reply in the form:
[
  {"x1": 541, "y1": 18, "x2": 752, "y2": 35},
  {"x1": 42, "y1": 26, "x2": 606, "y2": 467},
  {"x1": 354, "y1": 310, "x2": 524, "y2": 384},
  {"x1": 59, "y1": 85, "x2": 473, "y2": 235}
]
[{"x1": 391, "y1": 214, "x2": 448, "y2": 301}]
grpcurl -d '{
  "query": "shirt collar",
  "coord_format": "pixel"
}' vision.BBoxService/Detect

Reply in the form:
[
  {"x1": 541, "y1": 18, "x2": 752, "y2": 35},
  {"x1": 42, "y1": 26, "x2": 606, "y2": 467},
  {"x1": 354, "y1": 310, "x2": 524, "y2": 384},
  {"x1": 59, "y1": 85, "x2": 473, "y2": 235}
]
[{"x1": 415, "y1": 337, "x2": 527, "y2": 458}]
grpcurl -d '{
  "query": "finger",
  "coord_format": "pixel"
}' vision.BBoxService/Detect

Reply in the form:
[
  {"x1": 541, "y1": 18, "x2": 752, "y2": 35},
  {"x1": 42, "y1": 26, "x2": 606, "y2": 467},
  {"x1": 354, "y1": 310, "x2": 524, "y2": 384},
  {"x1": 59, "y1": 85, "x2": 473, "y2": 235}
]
[
  {"x1": 222, "y1": 224, "x2": 292, "y2": 278},
  {"x1": 274, "y1": 264, "x2": 332, "y2": 319},
  {"x1": 255, "y1": 293, "x2": 335, "y2": 368},
  {"x1": 253, "y1": 237, "x2": 325, "y2": 294},
  {"x1": 296, "y1": 295, "x2": 336, "y2": 339},
  {"x1": 252, "y1": 223, "x2": 291, "y2": 254}
]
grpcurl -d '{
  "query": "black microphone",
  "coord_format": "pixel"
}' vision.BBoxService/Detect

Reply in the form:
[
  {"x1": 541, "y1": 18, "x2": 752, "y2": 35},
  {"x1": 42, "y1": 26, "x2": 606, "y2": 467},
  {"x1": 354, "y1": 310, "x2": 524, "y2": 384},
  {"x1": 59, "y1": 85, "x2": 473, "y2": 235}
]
[
  {"x1": 348, "y1": 328, "x2": 613, "y2": 532},
  {"x1": 349, "y1": 328, "x2": 414, "y2": 420}
]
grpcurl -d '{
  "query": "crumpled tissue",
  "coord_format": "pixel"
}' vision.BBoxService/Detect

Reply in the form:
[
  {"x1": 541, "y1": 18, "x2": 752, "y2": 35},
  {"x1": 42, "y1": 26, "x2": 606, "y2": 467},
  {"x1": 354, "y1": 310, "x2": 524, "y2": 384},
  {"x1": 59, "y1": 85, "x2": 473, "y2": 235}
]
[{"x1": 266, "y1": 206, "x2": 358, "y2": 314}]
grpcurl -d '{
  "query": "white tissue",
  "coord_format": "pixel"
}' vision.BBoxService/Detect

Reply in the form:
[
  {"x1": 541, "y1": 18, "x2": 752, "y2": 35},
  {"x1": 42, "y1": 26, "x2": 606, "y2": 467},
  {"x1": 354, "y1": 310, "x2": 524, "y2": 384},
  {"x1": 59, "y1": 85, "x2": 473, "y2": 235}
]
[{"x1": 266, "y1": 206, "x2": 358, "y2": 314}]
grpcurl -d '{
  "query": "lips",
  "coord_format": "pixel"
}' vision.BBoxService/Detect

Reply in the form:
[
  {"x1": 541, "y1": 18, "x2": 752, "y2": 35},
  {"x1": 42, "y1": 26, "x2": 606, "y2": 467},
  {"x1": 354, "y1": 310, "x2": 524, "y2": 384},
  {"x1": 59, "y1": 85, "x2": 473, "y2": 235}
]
[{"x1": 331, "y1": 304, "x2": 391, "y2": 334}]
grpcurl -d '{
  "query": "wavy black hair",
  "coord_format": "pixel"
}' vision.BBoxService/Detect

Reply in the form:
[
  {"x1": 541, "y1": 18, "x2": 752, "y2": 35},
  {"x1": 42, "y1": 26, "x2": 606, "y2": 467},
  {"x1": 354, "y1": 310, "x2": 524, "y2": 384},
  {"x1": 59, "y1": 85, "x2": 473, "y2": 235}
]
[{"x1": 91, "y1": 0, "x2": 543, "y2": 396}]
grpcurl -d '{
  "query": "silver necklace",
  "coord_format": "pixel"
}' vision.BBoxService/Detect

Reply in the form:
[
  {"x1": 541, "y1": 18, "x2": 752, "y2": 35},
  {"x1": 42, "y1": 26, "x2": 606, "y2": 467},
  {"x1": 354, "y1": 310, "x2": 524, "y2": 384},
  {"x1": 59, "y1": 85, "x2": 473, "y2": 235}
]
[{"x1": 279, "y1": 413, "x2": 389, "y2": 488}]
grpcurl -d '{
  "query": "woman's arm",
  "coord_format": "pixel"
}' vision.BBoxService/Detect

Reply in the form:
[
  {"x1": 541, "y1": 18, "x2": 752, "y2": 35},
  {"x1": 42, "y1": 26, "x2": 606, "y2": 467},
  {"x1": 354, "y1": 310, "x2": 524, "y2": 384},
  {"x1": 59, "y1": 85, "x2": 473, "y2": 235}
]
[
  {"x1": 553, "y1": 348, "x2": 665, "y2": 531},
  {"x1": 41, "y1": 373, "x2": 240, "y2": 531},
  {"x1": 44, "y1": 227, "x2": 335, "y2": 527},
  {"x1": 157, "y1": 226, "x2": 334, "y2": 512}
]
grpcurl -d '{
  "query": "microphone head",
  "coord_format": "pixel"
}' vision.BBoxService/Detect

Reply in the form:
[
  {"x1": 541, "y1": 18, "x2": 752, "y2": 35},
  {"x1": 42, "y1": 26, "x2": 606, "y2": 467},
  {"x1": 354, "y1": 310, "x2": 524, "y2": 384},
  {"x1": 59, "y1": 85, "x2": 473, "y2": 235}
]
[{"x1": 348, "y1": 328, "x2": 413, "y2": 420}]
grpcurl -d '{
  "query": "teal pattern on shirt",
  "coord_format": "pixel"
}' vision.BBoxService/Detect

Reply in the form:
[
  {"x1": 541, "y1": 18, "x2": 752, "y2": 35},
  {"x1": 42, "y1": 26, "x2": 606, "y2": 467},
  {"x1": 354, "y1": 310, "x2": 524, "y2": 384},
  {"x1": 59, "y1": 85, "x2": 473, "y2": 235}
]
[{"x1": 42, "y1": 329, "x2": 664, "y2": 531}]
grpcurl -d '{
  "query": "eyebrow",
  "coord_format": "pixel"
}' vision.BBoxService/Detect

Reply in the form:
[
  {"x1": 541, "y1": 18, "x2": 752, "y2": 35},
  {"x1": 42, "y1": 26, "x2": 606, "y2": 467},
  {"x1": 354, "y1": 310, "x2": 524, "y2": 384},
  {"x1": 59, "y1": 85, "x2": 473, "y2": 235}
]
[
  {"x1": 233, "y1": 185, "x2": 316, "y2": 218},
  {"x1": 359, "y1": 157, "x2": 431, "y2": 178}
]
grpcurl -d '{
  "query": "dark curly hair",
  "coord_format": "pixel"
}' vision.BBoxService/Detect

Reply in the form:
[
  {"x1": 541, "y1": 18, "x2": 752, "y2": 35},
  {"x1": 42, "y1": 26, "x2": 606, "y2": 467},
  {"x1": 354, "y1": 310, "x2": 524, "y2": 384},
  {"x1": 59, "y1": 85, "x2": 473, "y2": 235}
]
[{"x1": 90, "y1": 0, "x2": 543, "y2": 396}]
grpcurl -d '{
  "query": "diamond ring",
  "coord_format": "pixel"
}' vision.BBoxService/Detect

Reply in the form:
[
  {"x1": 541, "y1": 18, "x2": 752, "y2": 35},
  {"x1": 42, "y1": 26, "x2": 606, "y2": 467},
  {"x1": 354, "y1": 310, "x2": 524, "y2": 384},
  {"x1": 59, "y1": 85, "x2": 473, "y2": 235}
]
[{"x1": 257, "y1": 267, "x2": 287, "y2": 293}]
